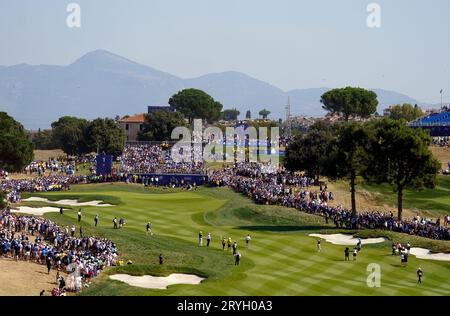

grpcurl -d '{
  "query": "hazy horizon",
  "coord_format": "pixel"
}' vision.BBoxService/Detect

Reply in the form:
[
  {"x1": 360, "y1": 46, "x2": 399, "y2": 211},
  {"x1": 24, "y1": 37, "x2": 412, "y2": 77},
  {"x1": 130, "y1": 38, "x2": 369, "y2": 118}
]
[{"x1": 1, "y1": 0, "x2": 449, "y2": 104}]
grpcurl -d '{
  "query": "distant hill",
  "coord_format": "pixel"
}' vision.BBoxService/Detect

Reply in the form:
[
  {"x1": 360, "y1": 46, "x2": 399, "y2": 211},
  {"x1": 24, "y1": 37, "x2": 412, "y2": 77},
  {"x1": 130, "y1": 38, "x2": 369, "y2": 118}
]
[{"x1": 0, "y1": 50, "x2": 428, "y2": 129}]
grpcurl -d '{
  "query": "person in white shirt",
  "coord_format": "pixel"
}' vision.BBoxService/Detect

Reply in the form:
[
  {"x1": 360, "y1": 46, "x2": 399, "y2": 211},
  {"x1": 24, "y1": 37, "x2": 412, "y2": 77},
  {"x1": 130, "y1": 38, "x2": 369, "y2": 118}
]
[
  {"x1": 206, "y1": 233, "x2": 211, "y2": 247},
  {"x1": 245, "y1": 234, "x2": 251, "y2": 249}
]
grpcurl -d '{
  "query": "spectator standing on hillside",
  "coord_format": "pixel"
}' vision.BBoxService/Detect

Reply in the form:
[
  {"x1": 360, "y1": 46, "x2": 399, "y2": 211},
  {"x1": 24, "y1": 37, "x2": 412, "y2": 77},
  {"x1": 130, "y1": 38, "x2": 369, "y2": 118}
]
[
  {"x1": 77, "y1": 209, "x2": 82, "y2": 222},
  {"x1": 113, "y1": 217, "x2": 118, "y2": 229},
  {"x1": 94, "y1": 215, "x2": 99, "y2": 227},
  {"x1": 46, "y1": 256, "x2": 52, "y2": 274},
  {"x1": 146, "y1": 222, "x2": 152, "y2": 235}
]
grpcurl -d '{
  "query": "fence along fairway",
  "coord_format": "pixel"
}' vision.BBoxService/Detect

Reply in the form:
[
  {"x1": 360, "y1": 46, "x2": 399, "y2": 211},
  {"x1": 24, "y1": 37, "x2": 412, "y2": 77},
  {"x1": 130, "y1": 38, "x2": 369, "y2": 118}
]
[{"x1": 18, "y1": 183, "x2": 450, "y2": 296}]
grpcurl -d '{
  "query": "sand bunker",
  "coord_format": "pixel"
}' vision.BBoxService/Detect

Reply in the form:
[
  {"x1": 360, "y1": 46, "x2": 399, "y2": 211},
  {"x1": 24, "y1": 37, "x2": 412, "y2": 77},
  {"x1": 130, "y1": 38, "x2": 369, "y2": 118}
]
[
  {"x1": 109, "y1": 273, "x2": 205, "y2": 289},
  {"x1": 22, "y1": 197, "x2": 112, "y2": 207},
  {"x1": 409, "y1": 248, "x2": 450, "y2": 261},
  {"x1": 11, "y1": 206, "x2": 62, "y2": 216},
  {"x1": 309, "y1": 233, "x2": 386, "y2": 245}
]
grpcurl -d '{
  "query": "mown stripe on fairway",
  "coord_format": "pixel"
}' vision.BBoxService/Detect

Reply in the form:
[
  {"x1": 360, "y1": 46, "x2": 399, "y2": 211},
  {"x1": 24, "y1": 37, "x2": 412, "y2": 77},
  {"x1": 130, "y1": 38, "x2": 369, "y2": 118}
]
[{"x1": 26, "y1": 184, "x2": 450, "y2": 296}]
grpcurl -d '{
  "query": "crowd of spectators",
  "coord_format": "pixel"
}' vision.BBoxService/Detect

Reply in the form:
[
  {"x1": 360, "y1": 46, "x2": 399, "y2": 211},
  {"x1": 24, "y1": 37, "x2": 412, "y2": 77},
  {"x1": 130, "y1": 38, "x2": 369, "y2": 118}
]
[
  {"x1": 0, "y1": 209, "x2": 118, "y2": 293},
  {"x1": 1, "y1": 143, "x2": 449, "y2": 241},
  {"x1": 0, "y1": 170, "x2": 8, "y2": 180},
  {"x1": 208, "y1": 163, "x2": 450, "y2": 241},
  {"x1": 118, "y1": 144, "x2": 205, "y2": 174}
]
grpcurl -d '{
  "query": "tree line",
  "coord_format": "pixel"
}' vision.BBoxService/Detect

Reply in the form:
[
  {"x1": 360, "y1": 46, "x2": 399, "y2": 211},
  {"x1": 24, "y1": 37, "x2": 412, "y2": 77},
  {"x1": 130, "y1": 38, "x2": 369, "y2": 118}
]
[
  {"x1": 1, "y1": 85, "x2": 429, "y2": 180},
  {"x1": 33, "y1": 116, "x2": 125, "y2": 156},
  {"x1": 138, "y1": 89, "x2": 278, "y2": 141},
  {"x1": 284, "y1": 118, "x2": 440, "y2": 221}
]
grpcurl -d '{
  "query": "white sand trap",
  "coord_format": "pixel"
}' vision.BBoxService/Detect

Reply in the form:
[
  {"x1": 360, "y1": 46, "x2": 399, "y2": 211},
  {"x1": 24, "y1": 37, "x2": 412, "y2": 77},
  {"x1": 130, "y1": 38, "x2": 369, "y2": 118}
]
[
  {"x1": 409, "y1": 248, "x2": 450, "y2": 261},
  {"x1": 11, "y1": 206, "x2": 62, "y2": 216},
  {"x1": 22, "y1": 197, "x2": 112, "y2": 207},
  {"x1": 309, "y1": 233, "x2": 386, "y2": 245},
  {"x1": 109, "y1": 273, "x2": 205, "y2": 289}
]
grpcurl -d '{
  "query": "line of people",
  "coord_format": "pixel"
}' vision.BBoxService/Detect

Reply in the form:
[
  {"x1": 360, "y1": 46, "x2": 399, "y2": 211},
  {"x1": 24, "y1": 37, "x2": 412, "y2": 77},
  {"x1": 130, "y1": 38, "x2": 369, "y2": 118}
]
[
  {"x1": 197, "y1": 231, "x2": 252, "y2": 266},
  {"x1": 208, "y1": 163, "x2": 450, "y2": 241}
]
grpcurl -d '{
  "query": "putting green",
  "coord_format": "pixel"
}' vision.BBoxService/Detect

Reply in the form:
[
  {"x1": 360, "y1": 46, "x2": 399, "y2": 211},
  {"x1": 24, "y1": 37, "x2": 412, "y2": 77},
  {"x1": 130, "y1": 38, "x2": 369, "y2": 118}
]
[{"x1": 19, "y1": 183, "x2": 450, "y2": 296}]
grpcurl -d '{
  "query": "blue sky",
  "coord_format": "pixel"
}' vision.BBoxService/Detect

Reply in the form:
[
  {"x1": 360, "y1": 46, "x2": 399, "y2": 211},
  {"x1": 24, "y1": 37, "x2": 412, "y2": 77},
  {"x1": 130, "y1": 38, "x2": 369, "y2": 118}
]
[{"x1": 0, "y1": 0, "x2": 449, "y2": 102}]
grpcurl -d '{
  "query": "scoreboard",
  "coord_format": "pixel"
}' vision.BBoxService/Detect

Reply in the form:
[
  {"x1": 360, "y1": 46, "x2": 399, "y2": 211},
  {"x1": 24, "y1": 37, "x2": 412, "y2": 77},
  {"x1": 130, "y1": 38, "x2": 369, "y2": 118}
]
[{"x1": 96, "y1": 155, "x2": 113, "y2": 175}]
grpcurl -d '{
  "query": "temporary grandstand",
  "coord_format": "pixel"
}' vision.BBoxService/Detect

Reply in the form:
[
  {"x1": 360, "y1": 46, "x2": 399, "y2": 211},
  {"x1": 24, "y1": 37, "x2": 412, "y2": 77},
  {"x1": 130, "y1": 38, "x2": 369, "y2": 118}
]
[{"x1": 409, "y1": 109, "x2": 450, "y2": 136}]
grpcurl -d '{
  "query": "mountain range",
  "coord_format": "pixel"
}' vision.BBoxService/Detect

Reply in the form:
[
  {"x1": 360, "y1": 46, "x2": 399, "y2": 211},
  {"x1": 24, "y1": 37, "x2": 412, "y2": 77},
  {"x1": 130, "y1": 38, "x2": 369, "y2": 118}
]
[{"x1": 0, "y1": 50, "x2": 433, "y2": 129}]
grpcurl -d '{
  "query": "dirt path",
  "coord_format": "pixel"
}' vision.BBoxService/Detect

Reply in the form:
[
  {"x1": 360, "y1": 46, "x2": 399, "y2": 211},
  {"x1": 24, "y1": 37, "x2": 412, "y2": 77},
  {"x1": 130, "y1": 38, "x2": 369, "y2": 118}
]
[
  {"x1": 0, "y1": 258, "x2": 58, "y2": 296},
  {"x1": 431, "y1": 146, "x2": 450, "y2": 170}
]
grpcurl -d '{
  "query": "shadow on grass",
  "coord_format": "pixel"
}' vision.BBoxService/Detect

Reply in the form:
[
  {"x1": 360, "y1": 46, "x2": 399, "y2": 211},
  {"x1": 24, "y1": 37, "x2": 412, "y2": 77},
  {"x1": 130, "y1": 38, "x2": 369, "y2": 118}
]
[{"x1": 236, "y1": 225, "x2": 331, "y2": 232}]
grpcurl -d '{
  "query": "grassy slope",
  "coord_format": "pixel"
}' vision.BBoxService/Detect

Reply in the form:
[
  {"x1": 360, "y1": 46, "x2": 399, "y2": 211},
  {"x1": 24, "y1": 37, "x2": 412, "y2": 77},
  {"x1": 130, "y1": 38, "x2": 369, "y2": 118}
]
[
  {"x1": 326, "y1": 175, "x2": 450, "y2": 220},
  {"x1": 18, "y1": 183, "x2": 450, "y2": 296},
  {"x1": 359, "y1": 176, "x2": 450, "y2": 217}
]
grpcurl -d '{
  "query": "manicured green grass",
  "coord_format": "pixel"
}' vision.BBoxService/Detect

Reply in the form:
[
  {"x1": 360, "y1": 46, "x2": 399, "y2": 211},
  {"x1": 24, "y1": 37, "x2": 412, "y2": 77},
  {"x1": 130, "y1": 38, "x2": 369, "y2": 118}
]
[{"x1": 19, "y1": 183, "x2": 450, "y2": 296}]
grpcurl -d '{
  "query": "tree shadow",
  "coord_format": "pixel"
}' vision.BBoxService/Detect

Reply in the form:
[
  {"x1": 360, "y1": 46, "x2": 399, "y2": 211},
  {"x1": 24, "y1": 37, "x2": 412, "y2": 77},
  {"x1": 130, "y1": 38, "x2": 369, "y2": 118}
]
[{"x1": 236, "y1": 225, "x2": 331, "y2": 232}]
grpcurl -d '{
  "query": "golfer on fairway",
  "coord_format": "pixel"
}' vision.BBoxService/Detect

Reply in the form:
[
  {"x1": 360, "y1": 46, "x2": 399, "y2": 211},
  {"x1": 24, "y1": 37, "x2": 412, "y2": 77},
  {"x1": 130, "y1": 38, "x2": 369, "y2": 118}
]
[
  {"x1": 206, "y1": 233, "x2": 211, "y2": 247},
  {"x1": 345, "y1": 247, "x2": 350, "y2": 261},
  {"x1": 417, "y1": 268, "x2": 423, "y2": 284},
  {"x1": 245, "y1": 234, "x2": 251, "y2": 249},
  {"x1": 235, "y1": 252, "x2": 241, "y2": 266},
  {"x1": 199, "y1": 231, "x2": 203, "y2": 247},
  {"x1": 146, "y1": 222, "x2": 152, "y2": 235}
]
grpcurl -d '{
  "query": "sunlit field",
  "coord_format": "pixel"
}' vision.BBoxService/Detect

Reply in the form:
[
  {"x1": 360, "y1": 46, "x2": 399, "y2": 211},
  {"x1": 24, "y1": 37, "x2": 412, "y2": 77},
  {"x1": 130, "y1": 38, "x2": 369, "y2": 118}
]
[{"x1": 17, "y1": 183, "x2": 450, "y2": 296}]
